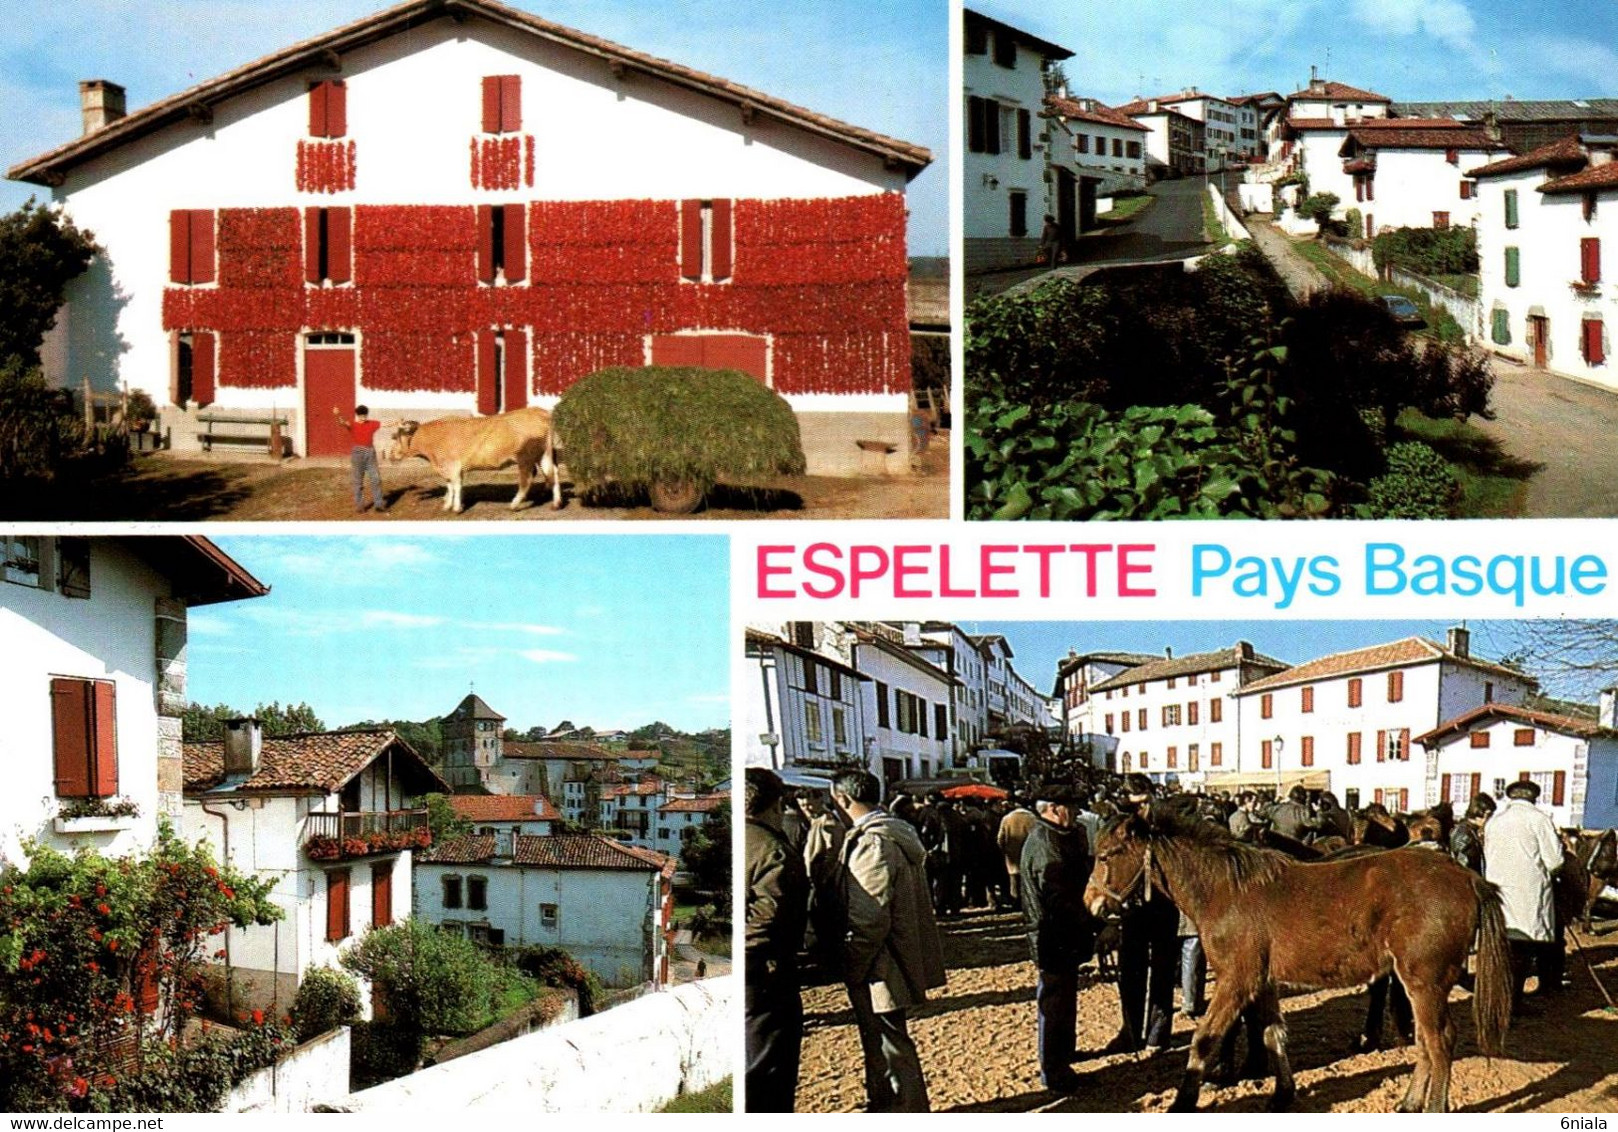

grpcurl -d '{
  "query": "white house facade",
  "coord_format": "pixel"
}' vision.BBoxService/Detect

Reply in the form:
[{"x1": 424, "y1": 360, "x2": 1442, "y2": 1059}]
[
  {"x1": 1045, "y1": 95, "x2": 1148, "y2": 215},
  {"x1": 0, "y1": 536, "x2": 265, "y2": 865},
  {"x1": 913, "y1": 621, "x2": 991, "y2": 767},
  {"x1": 1116, "y1": 101, "x2": 1204, "y2": 179},
  {"x1": 1471, "y1": 137, "x2": 1618, "y2": 389},
  {"x1": 963, "y1": 8, "x2": 1072, "y2": 272},
  {"x1": 182, "y1": 723, "x2": 449, "y2": 1011},
  {"x1": 743, "y1": 623, "x2": 870, "y2": 775},
  {"x1": 653, "y1": 795, "x2": 725, "y2": 860},
  {"x1": 415, "y1": 832, "x2": 672, "y2": 987},
  {"x1": 1232, "y1": 631, "x2": 1535, "y2": 812},
  {"x1": 1338, "y1": 126, "x2": 1504, "y2": 236},
  {"x1": 10, "y1": 0, "x2": 930, "y2": 476},
  {"x1": 852, "y1": 626, "x2": 954, "y2": 786}
]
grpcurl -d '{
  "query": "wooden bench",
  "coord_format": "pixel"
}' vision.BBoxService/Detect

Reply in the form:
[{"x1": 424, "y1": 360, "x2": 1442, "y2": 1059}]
[{"x1": 196, "y1": 414, "x2": 289, "y2": 457}]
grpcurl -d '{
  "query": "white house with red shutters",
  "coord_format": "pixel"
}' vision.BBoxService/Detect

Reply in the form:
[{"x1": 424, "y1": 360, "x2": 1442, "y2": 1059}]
[
  {"x1": 1231, "y1": 629, "x2": 1536, "y2": 812},
  {"x1": 1469, "y1": 136, "x2": 1618, "y2": 388},
  {"x1": 9, "y1": 0, "x2": 931, "y2": 475},
  {"x1": 1, "y1": 536, "x2": 266, "y2": 866},
  {"x1": 1416, "y1": 701, "x2": 1618, "y2": 829},
  {"x1": 1336, "y1": 125, "x2": 1505, "y2": 237},
  {"x1": 181, "y1": 721, "x2": 450, "y2": 1012}
]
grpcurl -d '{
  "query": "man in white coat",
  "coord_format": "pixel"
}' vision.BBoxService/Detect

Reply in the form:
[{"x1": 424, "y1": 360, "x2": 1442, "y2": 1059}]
[{"x1": 1484, "y1": 779, "x2": 1564, "y2": 1008}]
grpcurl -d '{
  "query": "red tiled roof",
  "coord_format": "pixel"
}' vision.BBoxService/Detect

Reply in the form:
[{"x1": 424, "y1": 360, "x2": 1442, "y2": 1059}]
[
  {"x1": 1089, "y1": 645, "x2": 1288, "y2": 694},
  {"x1": 1113, "y1": 99, "x2": 1199, "y2": 125},
  {"x1": 421, "y1": 832, "x2": 666, "y2": 870},
  {"x1": 1283, "y1": 117, "x2": 1346, "y2": 132},
  {"x1": 10, "y1": 0, "x2": 930, "y2": 186},
  {"x1": 1047, "y1": 96, "x2": 1148, "y2": 132},
  {"x1": 421, "y1": 834, "x2": 498, "y2": 863},
  {"x1": 604, "y1": 780, "x2": 664, "y2": 798},
  {"x1": 659, "y1": 796, "x2": 726, "y2": 814},
  {"x1": 1287, "y1": 81, "x2": 1391, "y2": 103},
  {"x1": 449, "y1": 794, "x2": 561, "y2": 822},
  {"x1": 1415, "y1": 702, "x2": 1614, "y2": 746},
  {"x1": 620, "y1": 843, "x2": 678, "y2": 879},
  {"x1": 503, "y1": 740, "x2": 624, "y2": 762},
  {"x1": 1236, "y1": 638, "x2": 1536, "y2": 695},
  {"x1": 1343, "y1": 126, "x2": 1500, "y2": 151},
  {"x1": 184, "y1": 729, "x2": 449, "y2": 794},
  {"x1": 1539, "y1": 161, "x2": 1618, "y2": 194},
  {"x1": 1466, "y1": 135, "x2": 1587, "y2": 178}
]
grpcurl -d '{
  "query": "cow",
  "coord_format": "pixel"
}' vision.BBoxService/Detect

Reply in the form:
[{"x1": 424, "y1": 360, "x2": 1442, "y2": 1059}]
[{"x1": 388, "y1": 407, "x2": 561, "y2": 513}]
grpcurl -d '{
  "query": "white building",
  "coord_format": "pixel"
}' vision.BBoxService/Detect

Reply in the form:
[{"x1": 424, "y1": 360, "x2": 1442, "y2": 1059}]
[
  {"x1": 963, "y1": 7, "x2": 1073, "y2": 272},
  {"x1": 1470, "y1": 136, "x2": 1618, "y2": 388},
  {"x1": 1417, "y1": 701, "x2": 1618, "y2": 829},
  {"x1": 1146, "y1": 89, "x2": 1242, "y2": 171},
  {"x1": 1, "y1": 536, "x2": 266, "y2": 864},
  {"x1": 1045, "y1": 95, "x2": 1149, "y2": 224},
  {"x1": 743, "y1": 623, "x2": 871, "y2": 775},
  {"x1": 1273, "y1": 76, "x2": 1393, "y2": 214},
  {"x1": 10, "y1": 0, "x2": 930, "y2": 476},
  {"x1": 1086, "y1": 644, "x2": 1289, "y2": 787},
  {"x1": 1337, "y1": 125, "x2": 1505, "y2": 236},
  {"x1": 1231, "y1": 630, "x2": 1536, "y2": 811},
  {"x1": 182, "y1": 721, "x2": 450, "y2": 1010},
  {"x1": 851, "y1": 625, "x2": 955, "y2": 786},
  {"x1": 414, "y1": 832, "x2": 672, "y2": 987},
  {"x1": 1116, "y1": 99, "x2": 1204, "y2": 179},
  {"x1": 495, "y1": 739, "x2": 658, "y2": 807},
  {"x1": 912, "y1": 621, "x2": 991, "y2": 768},
  {"x1": 653, "y1": 794, "x2": 726, "y2": 860},
  {"x1": 1052, "y1": 649, "x2": 1159, "y2": 768},
  {"x1": 448, "y1": 792, "x2": 560, "y2": 837}
]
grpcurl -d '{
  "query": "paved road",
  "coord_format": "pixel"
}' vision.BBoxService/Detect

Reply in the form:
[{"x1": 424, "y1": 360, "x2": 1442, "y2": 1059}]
[
  {"x1": 1472, "y1": 358, "x2": 1618, "y2": 517},
  {"x1": 1071, "y1": 176, "x2": 1213, "y2": 266}
]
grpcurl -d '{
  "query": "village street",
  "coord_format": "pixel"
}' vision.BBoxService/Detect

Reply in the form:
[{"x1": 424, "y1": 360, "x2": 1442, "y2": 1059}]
[{"x1": 796, "y1": 908, "x2": 1618, "y2": 1113}]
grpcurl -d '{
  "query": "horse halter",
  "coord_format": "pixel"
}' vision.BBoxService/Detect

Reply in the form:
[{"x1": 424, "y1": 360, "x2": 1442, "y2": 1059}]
[{"x1": 1095, "y1": 841, "x2": 1157, "y2": 905}]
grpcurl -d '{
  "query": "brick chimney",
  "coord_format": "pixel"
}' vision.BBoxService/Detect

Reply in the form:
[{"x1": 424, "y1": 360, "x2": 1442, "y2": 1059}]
[
  {"x1": 1236, "y1": 641, "x2": 1254, "y2": 660},
  {"x1": 223, "y1": 717, "x2": 263, "y2": 777},
  {"x1": 1447, "y1": 625, "x2": 1471, "y2": 659},
  {"x1": 79, "y1": 80, "x2": 126, "y2": 135}
]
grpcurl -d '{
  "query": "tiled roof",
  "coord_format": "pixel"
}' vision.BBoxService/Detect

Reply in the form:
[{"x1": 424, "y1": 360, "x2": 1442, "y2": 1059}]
[
  {"x1": 1539, "y1": 161, "x2": 1618, "y2": 194},
  {"x1": 503, "y1": 740, "x2": 624, "y2": 762},
  {"x1": 1283, "y1": 117, "x2": 1346, "y2": 132},
  {"x1": 1114, "y1": 99, "x2": 1199, "y2": 123},
  {"x1": 1395, "y1": 99, "x2": 1618, "y2": 122},
  {"x1": 183, "y1": 729, "x2": 449, "y2": 794},
  {"x1": 1415, "y1": 702, "x2": 1615, "y2": 746},
  {"x1": 659, "y1": 796, "x2": 726, "y2": 814},
  {"x1": 1356, "y1": 118, "x2": 1468, "y2": 129},
  {"x1": 449, "y1": 794, "x2": 561, "y2": 822},
  {"x1": 604, "y1": 780, "x2": 664, "y2": 798},
  {"x1": 1088, "y1": 645, "x2": 1287, "y2": 694},
  {"x1": 1343, "y1": 127, "x2": 1500, "y2": 151},
  {"x1": 449, "y1": 693, "x2": 504, "y2": 721},
  {"x1": 1288, "y1": 81, "x2": 1391, "y2": 103},
  {"x1": 1235, "y1": 638, "x2": 1536, "y2": 695},
  {"x1": 1047, "y1": 96, "x2": 1148, "y2": 132},
  {"x1": 420, "y1": 834, "x2": 498, "y2": 863},
  {"x1": 422, "y1": 832, "x2": 667, "y2": 870},
  {"x1": 1466, "y1": 135, "x2": 1587, "y2": 178},
  {"x1": 11, "y1": 0, "x2": 930, "y2": 186}
]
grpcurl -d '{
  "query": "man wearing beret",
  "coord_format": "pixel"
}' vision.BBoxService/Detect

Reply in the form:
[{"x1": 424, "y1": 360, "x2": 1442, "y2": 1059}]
[
  {"x1": 1019, "y1": 785, "x2": 1094, "y2": 1093},
  {"x1": 1484, "y1": 778, "x2": 1564, "y2": 1009}
]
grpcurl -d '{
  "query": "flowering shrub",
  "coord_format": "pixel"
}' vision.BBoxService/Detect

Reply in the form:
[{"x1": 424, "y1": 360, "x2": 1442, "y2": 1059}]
[
  {"x1": 0, "y1": 823, "x2": 281, "y2": 1111},
  {"x1": 161, "y1": 195, "x2": 912, "y2": 398},
  {"x1": 56, "y1": 798, "x2": 141, "y2": 821},
  {"x1": 288, "y1": 966, "x2": 360, "y2": 1043}
]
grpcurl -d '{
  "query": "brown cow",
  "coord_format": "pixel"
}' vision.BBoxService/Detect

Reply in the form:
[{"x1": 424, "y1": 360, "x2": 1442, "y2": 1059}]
[{"x1": 388, "y1": 407, "x2": 560, "y2": 513}]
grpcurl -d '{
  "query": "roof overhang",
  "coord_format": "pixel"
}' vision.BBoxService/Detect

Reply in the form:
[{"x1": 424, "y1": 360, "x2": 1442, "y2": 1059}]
[{"x1": 127, "y1": 536, "x2": 269, "y2": 607}]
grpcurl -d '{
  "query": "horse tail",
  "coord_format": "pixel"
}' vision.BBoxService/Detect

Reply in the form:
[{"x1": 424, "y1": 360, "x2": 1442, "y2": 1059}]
[{"x1": 1470, "y1": 873, "x2": 1511, "y2": 1058}]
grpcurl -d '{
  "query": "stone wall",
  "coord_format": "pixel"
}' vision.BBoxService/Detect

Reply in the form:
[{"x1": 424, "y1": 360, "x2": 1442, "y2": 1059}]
[{"x1": 225, "y1": 1026, "x2": 351, "y2": 1113}]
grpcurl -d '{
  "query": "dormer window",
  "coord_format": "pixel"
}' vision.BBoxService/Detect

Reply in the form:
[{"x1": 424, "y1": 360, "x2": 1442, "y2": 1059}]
[
  {"x1": 482, "y1": 75, "x2": 522, "y2": 134},
  {"x1": 308, "y1": 80, "x2": 346, "y2": 138}
]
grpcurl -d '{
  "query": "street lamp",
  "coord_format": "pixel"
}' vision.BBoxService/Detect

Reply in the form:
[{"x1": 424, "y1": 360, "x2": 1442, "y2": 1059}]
[{"x1": 1273, "y1": 735, "x2": 1285, "y2": 797}]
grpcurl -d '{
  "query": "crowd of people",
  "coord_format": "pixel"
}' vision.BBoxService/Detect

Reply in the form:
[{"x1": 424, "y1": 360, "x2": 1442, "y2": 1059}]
[{"x1": 744, "y1": 763, "x2": 1584, "y2": 1112}]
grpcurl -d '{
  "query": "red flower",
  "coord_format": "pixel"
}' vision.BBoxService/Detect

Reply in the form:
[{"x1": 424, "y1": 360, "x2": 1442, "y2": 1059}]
[
  {"x1": 96, "y1": 903, "x2": 110, "y2": 916},
  {"x1": 106, "y1": 939, "x2": 119, "y2": 952},
  {"x1": 94, "y1": 885, "x2": 106, "y2": 897},
  {"x1": 251, "y1": 1009, "x2": 264, "y2": 1026}
]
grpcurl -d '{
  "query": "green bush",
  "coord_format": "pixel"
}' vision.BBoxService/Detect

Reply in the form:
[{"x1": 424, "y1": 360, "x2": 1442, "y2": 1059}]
[
  {"x1": 341, "y1": 921, "x2": 491, "y2": 1038},
  {"x1": 1296, "y1": 192, "x2": 1341, "y2": 234},
  {"x1": 289, "y1": 966, "x2": 362, "y2": 1043},
  {"x1": 1366, "y1": 441, "x2": 1459, "y2": 518},
  {"x1": 512, "y1": 946, "x2": 603, "y2": 1016},
  {"x1": 1372, "y1": 226, "x2": 1479, "y2": 276},
  {"x1": 0, "y1": 359, "x2": 87, "y2": 484},
  {"x1": 552, "y1": 366, "x2": 805, "y2": 505}
]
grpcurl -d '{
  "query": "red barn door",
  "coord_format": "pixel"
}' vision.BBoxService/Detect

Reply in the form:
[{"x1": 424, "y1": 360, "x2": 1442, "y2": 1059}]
[{"x1": 304, "y1": 337, "x2": 357, "y2": 457}]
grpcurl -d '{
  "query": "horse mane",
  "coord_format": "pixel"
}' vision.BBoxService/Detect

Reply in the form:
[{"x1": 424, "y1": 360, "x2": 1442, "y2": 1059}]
[{"x1": 1139, "y1": 810, "x2": 1293, "y2": 893}]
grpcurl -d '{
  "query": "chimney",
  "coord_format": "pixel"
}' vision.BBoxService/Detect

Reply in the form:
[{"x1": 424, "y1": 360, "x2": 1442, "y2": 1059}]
[
  {"x1": 1164, "y1": 646, "x2": 1174, "y2": 659},
  {"x1": 494, "y1": 828, "x2": 514, "y2": 858},
  {"x1": 79, "y1": 80, "x2": 126, "y2": 135},
  {"x1": 1482, "y1": 110, "x2": 1501, "y2": 144},
  {"x1": 223, "y1": 717, "x2": 263, "y2": 776},
  {"x1": 903, "y1": 622, "x2": 922, "y2": 646},
  {"x1": 1447, "y1": 626, "x2": 1471, "y2": 660},
  {"x1": 1590, "y1": 149, "x2": 1615, "y2": 168},
  {"x1": 1149, "y1": 99, "x2": 1159, "y2": 113},
  {"x1": 1309, "y1": 65, "x2": 1324, "y2": 94},
  {"x1": 1601, "y1": 688, "x2": 1616, "y2": 729},
  {"x1": 1236, "y1": 641, "x2": 1254, "y2": 661}
]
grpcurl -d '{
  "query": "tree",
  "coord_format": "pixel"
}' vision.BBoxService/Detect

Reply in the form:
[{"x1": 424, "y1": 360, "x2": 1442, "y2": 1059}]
[
  {"x1": 681, "y1": 802, "x2": 732, "y2": 919},
  {"x1": 181, "y1": 701, "x2": 326, "y2": 741},
  {"x1": 1482, "y1": 621, "x2": 1618, "y2": 702},
  {"x1": 1296, "y1": 192, "x2": 1341, "y2": 237},
  {"x1": 423, "y1": 793, "x2": 472, "y2": 843},
  {"x1": 0, "y1": 200, "x2": 96, "y2": 369}
]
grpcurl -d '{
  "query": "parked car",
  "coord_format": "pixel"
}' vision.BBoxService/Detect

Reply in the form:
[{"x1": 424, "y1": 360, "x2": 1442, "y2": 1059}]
[{"x1": 1379, "y1": 294, "x2": 1426, "y2": 328}]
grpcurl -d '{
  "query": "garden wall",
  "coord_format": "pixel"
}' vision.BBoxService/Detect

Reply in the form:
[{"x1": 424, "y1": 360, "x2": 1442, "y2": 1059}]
[
  {"x1": 326, "y1": 977, "x2": 733, "y2": 1112},
  {"x1": 1206, "y1": 185, "x2": 1251, "y2": 243},
  {"x1": 225, "y1": 1026, "x2": 350, "y2": 1113}
]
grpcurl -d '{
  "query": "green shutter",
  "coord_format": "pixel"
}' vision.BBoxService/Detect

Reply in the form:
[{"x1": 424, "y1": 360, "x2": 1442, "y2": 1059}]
[
  {"x1": 1505, "y1": 246, "x2": 1520, "y2": 287},
  {"x1": 1492, "y1": 308, "x2": 1511, "y2": 345},
  {"x1": 1505, "y1": 189, "x2": 1519, "y2": 229}
]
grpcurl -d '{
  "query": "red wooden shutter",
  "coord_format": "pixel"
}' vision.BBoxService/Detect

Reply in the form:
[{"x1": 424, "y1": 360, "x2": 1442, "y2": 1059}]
[
  {"x1": 372, "y1": 863, "x2": 393, "y2": 928},
  {"x1": 1347, "y1": 732, "x2": 1361, "y2": 764},
  {"x1": 1583, "y1": 237, "x2": 1601, "y2": 283},
  {"x1": 502, "y1": 204, "x2": 526, "y2": 283},
  {"x1": 1585, "y1": 319, "x2": 1605, "y2": 365},
  {"x1": 51, "y1": 678, "x2": 93, "y2": 797},
  {"x1": 91, "y1": 680, "x2": 118, "y2": 797},
  {"x1": 1441, "y1": 773, "x2": 1452, "y2": 800},
  {"x1": 1399, "y1": 789, "x2": 1409, "y2": 812},
  {"x1": 1375, "y1": 788, "x2": 1384, "y2": 806},
  {"x1": 482, "y1": 77, "x2": 502, "y2": 132},
  {"x1": 1553, "y1": 770, "x2": 1566, "y2": 806},
  {"x1": 1261, "y1": 693, "x2": 1273, "y2": 719},
  {"x1": 1519, "y1": 770, "x2": 1532, "y2": 782},
  {"x1": 327, "y1": 80, "x2": 347, "y2": 138},
  {"x1": 170, "y1": 211, "x2": 191, "y2": 283},
  {"x1": 1376, "y1": 729, "x2": 1387, "y2": 762},
  {"x1": 1261, "y1": 739, "x2": 1273, "y2": 768},
  {"x1": 503, "y1": 327, "x2": 528, "y2": 410},
  {"x1": 309, "y1": 83, "x2": 328, "y2": 137},
  {"x1": 189, "y1": 211, "x2": 215, "y2": 284},
  {"x1": 1470, "y1": 772, "x2": 1481, "y2": 797},
  {"x1": 1210, "y1": 742, "x2": 1222, "y2": 766},
  {"x1": 1349, "y1": 678, "x2": 1362, "y2": 707},
  {"x1": 192, "y1": 332, "x2": 216, "y2": 406},
  {"x1": 476, "y1": 332, "x2": 498, "y2": 414},
  {"x1": 680, "y1": 200, "x2": 703, "y2": 281},
  {"x1": 326, "y1": 870, "x2": 350, "y2": 942},
  {"x1": 477, "y1": 205, "x2": 495, "y2": 283},
  {"x1": 1399, "y1": 729, "x2": 1411, "y2": 760},
  {"x1": 710, "y1": 198, "x2": 732, "y2": 280},
  {"x1": 329, "y1": 207, "x2": 352, "y2": 284},
  {"x1": 304, "y1": 208, "x2": 322, "y2": 283},
  {"x1": 1301, "y1": 736, "x2": 1314, "y2": 767},
  {"x1": 501, "y1": 75, "x2": 522, "y2": 132}
]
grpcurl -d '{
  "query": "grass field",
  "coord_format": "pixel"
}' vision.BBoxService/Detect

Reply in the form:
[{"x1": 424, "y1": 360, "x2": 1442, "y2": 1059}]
[
  {"x1": 1394, "y1": 409, "x2": 1533, "y2": 518},
  {"x1": 659, "y1": 1078, "x2": 732, "y2": 1112}
]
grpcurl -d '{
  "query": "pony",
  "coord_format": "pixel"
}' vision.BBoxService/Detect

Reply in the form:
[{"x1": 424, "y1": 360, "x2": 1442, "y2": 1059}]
[{"x1": 1084, "y1": 811, "x2": 1511, "y2": 1112}]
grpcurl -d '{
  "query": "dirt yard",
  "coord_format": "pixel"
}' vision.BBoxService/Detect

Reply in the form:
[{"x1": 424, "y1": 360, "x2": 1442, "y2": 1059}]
[
  {"x1": 9, "y1": 439, "x2": 949, "y2": 521},
  {"x1": 796, "y1": 909, "x2": 1618, "y2": 1113}
]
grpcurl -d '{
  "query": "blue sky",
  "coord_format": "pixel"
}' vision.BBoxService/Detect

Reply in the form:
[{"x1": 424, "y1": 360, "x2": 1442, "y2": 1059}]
[
  {"x1": 975, "y1": 620, "x2": 1604, "y2": 704},
  {"x1": 1, "y1": 0, "x2": 947, "y2": 253},
  {"x1": 974, "y1": 0, "x2": 1618, "y2": 107},
  {"x1": 189, "y1": 534, "x2": 730, "y2": 733}
]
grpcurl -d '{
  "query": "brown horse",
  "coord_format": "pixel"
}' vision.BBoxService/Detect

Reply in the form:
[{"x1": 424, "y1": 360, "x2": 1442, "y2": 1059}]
[{"x1": 1084, "y1": 812, "x2": 1512, "y2": 1112}]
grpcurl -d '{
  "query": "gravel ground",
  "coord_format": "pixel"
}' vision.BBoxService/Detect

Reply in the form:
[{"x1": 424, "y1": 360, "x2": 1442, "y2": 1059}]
[{"x1": 795, "y1": 908, "x2": 1618, "y2": 1113}]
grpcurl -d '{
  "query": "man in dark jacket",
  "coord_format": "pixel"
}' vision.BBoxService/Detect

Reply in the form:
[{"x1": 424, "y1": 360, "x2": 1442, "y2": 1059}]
[
  {"x1": 745, "y1": 767, "x2": 810, "y2": 1111},
  {"x1": 1111, "y1": 774, "x2": 1179, "y2": 1052},
  {"x1": 1450, "y1": 793, "x2": 1494, "y2": 873},
  {"x1": 1020, "y1": 785, "x2": 1094, "y2": 1092},
  {"x1": 1268, "y1": 785, "x2": 1321, "y2": 842}
]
